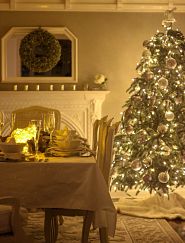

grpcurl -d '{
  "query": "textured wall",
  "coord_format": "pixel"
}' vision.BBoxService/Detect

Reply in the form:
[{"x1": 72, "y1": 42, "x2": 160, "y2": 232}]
[{"x1": 0, "y1": 12, "x2": 185, "y2": 121}]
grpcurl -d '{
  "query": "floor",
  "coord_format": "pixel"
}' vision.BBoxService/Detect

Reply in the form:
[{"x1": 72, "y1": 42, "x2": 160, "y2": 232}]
[
  {"x1": 168, "y1": 219, "x2": 185, "y2": 241},
  {"x1": 111, "y1": 189, "x2": 185, "y2": 242}
]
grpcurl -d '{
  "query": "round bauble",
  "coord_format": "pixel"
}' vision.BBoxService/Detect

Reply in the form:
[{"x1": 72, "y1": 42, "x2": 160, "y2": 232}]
[
  {"x1": 142, "y1": 49, "x2": 151, "y2": 58},
  {"x1": 143, "y1": 174, "x2": 152, "y2": 182},
  {"x1": 175, "y1": 96, "x2": 183, "y2": 105},
  {"x1": 158, "y1": 77, "x2": 168, "y2": 89},
  {"x1": 134, "y1": 85, "x2": 141, "y2": 93},
  {"x1": 145, "y1": 71, "x2": 154, "y2": 80},
  {"x1": 165, "y1": 111, "x2": 175, "y2": 121},
  {"x1": 143, "y1": 157, "x2": 152, "y2": 167},
  {"x1": 166, "y1": 57, "x2": 177, "y2": 69},
  {"x1": 157, "y1": 124, "x2": 168, "y2": 133},
  {"x1": 125, "y1": 125, "x2": 134, "y2": 134},
  {"x1": 132, "y1": 95, "x2": 142, "y2": 103},
  {"x1": 143, "y1": 40, "x2": 149, "y2": 48},
  {"x1": 161, "y1": 145, "x2": 171, "y2": 156},
  {"x1": 131, "y1": 159, "x2": 142, "y2": 171},
  {"x1": 158, "y1": 171, "x2": 170, "y2": 183}
]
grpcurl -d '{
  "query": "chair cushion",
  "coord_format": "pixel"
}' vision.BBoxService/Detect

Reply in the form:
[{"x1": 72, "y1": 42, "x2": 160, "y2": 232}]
[
  {"x1": 0, "y1": 205, "x2": 12, "y2": 234},
  {"x1": 0, "y1": 205, "x2": 28, "y2": 234}
]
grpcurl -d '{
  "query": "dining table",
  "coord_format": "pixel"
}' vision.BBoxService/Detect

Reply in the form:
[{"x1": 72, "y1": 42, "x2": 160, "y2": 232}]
[{"x1": 0, "y1": 155, "x2": 117, "y2": 242}]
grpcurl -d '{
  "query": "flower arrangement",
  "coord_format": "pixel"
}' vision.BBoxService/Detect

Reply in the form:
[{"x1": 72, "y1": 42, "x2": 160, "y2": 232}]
[
  {"x1": 94, "y1": 74, "x2": 107, "y2": 85},
  {"x1": 19, "y1": 28, "x2": 61, "y2": 73}
]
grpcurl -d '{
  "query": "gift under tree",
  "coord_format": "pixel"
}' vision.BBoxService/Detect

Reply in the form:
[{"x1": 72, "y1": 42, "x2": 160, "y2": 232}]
[{"x1": 111, "y1": 9, "x2": 185, "y2": 196}]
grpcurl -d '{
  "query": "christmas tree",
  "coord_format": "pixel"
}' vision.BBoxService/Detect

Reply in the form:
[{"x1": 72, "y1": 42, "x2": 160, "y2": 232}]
[{"x1": 111, "y1": 9, "x2": 185, "y2": 196}]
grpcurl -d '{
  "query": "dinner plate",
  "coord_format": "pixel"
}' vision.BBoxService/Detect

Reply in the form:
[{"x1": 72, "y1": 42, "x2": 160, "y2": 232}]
[{"x1": 49, "y1": 151, "x2": 81, "y2": 157}]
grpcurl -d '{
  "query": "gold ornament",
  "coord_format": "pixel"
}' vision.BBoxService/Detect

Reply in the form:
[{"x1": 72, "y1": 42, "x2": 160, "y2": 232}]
[
  {"x1": 175, "y1": 96, "x2": 183, "y2": 105},
  {"x1": 158, "y1": 171, "x2": 170, "y2": 183},
  {"x1": 142, "y1": 49, "x2": 151, "y2": 58},
  {"x1": 161, "y1": 145, "x2": 171, "y2": 156},
  {"x1": 157, "y1": 124, "x2": 168, "y2": 133},
  {"x1": 158, "y1": 77, "x2": 168, "y2": 89},
  {"x1": 132, "y1": 95, "x2": 142, "y2": 102},
  {"x1": 131, "y1": 159, "x2": 142, "y2": 171},
  {"x1": 166, "y1": 57, "x2": 177, "y2": 69},
  {"x1": 143, "y1": 174, "x2": 152, "y2": 182},
  {"x1": 143, "y1": 157, "x2": 152, "y2": 167},
  {"x1": 165, "y1": 111, "x2": 175, "y2": 121},
  {"x1": 125, "y1": 125, "x2": 134, "y2": 134},
  {"x1": 145, "y1": 71, "x2": 154, "y2": 80}
]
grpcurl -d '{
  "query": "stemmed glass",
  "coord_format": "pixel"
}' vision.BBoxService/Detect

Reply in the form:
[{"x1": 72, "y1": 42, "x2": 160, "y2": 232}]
[
  {"x1": 30, "y1": 120, "x2": 42, "y2": 159},
  {"x1": 44, "y1": 112, "x2": 55, "y2": 144},
  {"x1": 0, "y1": 111, "x2": 4, "y2": 137}
]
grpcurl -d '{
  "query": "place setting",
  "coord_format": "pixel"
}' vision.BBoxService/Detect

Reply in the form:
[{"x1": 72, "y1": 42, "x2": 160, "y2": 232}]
[{"x1": 0, "y1": 110, "x2": 93, "y2": 163}]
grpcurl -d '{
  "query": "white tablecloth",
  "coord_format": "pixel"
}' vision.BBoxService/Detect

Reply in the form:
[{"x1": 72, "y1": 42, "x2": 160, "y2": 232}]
[{"x1": 0, "y1": 156, "x2": 116, "y2": 236}]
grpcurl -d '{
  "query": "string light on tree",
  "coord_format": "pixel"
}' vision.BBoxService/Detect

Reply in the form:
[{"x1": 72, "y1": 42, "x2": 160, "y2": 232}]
[{"x1": 111, "y1": 8, "x2": 185, "y2": 196}]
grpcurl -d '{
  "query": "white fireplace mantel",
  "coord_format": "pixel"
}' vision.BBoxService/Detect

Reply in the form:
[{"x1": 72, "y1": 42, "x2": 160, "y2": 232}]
[{"x1": 0, "y1": 91, "x2": 109, "y2": 145}]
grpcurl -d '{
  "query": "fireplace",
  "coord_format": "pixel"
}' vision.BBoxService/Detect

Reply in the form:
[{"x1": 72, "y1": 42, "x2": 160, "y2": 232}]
[{"x1": 0, "y1": 91, "x2": 109, "y2": 146}]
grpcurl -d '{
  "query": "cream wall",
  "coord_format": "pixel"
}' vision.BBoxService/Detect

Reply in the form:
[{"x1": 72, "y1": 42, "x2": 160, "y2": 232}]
[{"x1": 0, "y1": 12, "x2": 185, "y2": 121}]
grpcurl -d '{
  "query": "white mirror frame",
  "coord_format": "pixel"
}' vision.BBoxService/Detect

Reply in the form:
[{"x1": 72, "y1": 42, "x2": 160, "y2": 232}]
[{"x1": 1, "y1": 27, "x2": 78, "y2": 83}]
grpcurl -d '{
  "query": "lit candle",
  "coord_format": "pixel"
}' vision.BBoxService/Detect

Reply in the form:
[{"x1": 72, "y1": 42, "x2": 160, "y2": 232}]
[
  {"x1": 24, "y1": 85, "x2": 28, "y2": 91},
  {"x1": 50, "y1": 84, "x2": 53, "y2": 91},
  {"x1": 36, "y1": 85, "x2": 40, "y2": 91},
  {"x1": 61, "y1": 84, "x2": 64, "y2": 91},
  {"x1": 72, "y1": 84, "x2": 76, "y2": 91},
  {"x1": 13, "y1": 85, "x2": 17, "y2": 91}
]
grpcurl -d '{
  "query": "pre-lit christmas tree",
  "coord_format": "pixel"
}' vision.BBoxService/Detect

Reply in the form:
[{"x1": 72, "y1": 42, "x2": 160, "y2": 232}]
[{"x1": 111, "y1": 9, "x2": 185, "y2": 196}]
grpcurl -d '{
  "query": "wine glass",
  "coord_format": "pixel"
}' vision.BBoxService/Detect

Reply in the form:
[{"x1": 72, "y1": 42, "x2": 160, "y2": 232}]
[
  {"x1": 30, "y1": 120, "x2": 42, "y2": 159},
  {"x1": 0, "y1": 111, "x2": 4, "y2": 137},
  {"x1": 44, "y1": 112, "x2": 55, "y2": 144}
]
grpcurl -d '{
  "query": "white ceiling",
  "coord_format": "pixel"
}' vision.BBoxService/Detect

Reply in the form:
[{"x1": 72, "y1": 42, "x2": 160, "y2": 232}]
[{"x1": 0, "y1": 0, "x2": 184, "y2": 12}]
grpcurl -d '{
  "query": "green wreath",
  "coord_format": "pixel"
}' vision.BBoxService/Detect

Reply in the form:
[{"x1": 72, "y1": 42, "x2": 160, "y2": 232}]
[{"x1": 19, "y1": 28, "x2": 61, "y2": 73}]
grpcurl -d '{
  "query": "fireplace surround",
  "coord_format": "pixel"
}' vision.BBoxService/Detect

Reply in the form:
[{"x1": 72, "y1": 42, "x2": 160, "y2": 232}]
[{"x1": 0, "y1": 91, "x2": 109, "y2": 145}]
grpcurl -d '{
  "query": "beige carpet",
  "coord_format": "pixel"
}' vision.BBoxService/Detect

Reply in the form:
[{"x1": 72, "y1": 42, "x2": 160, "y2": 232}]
[{"x1": 23, "y1": 211, "x2": 184, "y2": 243}]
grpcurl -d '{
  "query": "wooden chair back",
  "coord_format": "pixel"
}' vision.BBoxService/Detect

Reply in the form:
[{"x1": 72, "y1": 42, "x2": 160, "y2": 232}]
[
  {"x1": 96, "y1": 117, "x2": 113, "y2": 172},
  {"x1": 12, "y1": 106, "x2": 61, "y2": 130},
  {"x1": 92, "y1": 115, "x2": 108, "y2": 156},
  {"x1": 102, "y1": 121, "x2": 120, "y2": 186}
]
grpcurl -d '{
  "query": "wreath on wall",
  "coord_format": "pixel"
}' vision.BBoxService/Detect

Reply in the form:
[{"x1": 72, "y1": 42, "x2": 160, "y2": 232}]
[{"x1": 19, "y1": 28, "x2": 61, "y2": 73}]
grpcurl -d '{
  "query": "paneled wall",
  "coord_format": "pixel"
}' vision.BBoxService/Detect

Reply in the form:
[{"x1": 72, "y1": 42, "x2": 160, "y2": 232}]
[{"x1": 0, "y1": 12, "x2": 185, "y2": 121}]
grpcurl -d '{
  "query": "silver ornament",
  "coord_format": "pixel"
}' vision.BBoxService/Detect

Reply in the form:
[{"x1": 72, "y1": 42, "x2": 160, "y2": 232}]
[
  {"x1": 142, "y1": 49, "x2": 151, "y2": 58},
  {"x1": 165, "y1": 111, "x2": 175, "y2": 121},
  {"x1": 143, "y1": 157, "x2": 152, "y2": 167},
  {"x1": 157, "y1": 124, "x2": 168, "y2": 133},
  {"x1": 126, "y1": 125, "x2": 134, "y2": 134},
  {"x1": 158, "y1": 172, "x2": 170, "y2": 183},
  {"x1": 161, "y1": 145, "x2": 171, "y2": 156},
  {"x1": 175, "y1": 96, "x2": 183, "y2": 105},
  {"x1": 158, "y1": 77, "x2": 168, "y2": 89},
  {"x1": 145, "y1": 71, "x2": 154, "y2": 80},
  {"x1": 131, "y1": 159, "x2": 142, "y2": 171},
  {"x1": 166, "y1": 57, "x2": 177, "y2": 69}
]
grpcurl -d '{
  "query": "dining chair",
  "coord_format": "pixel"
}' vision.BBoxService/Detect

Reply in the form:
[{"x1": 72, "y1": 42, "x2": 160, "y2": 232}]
[
  {"x1": 92, "y1": 115, "x2": 108, "y2": 155},
  {"x1": 11, "y1": 106, "x2": 61, "y2": 130},
  {"x1": 44, "y1": 117, "x2": 118, "y2": 243},
  {"x1": 0, "y1": 196, "x2": 31, "y2": 243}
]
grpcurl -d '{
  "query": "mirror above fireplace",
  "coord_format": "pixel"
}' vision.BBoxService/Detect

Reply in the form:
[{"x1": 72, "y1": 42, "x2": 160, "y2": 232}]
[{"x1": 1, "y1": 27, "x2": 78, "y2": 83}]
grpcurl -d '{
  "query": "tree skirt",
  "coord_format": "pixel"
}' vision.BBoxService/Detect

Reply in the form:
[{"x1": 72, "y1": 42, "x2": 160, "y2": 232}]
[
  {"x1": 23, "y1": 210, "x2": 183, "y2": 243},
  {"x1": 116, "y1": 193, "x2": 185, "y2": 220}
]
